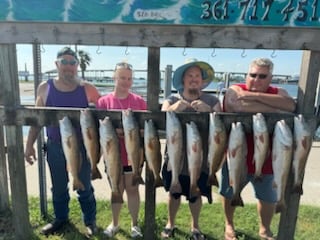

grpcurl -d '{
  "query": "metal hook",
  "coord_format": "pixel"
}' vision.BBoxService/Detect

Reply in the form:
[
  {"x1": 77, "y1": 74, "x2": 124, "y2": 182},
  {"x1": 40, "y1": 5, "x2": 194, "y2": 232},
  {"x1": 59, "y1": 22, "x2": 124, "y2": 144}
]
[
  {"x1": 96, "y1": 46, "x2": 101, "y2": 55},
  {"x1": 40, "y1": 44, "x2": 45, "y2": 53},
  {"x1": 211, "y1": 48, "x2": 216, "y2": 57},
  {"x1": 182, "y1": 48, "x2": 187, "y2": 56},
  {"x1": 241, "y1": 49, "x2": 247, "y2": 58},
  {"x1": 271, "y1": 50, "x2": 277, "y2": 58},
  {"x1": 125, "y1": 46, "x2": 129, "y2": 55}
]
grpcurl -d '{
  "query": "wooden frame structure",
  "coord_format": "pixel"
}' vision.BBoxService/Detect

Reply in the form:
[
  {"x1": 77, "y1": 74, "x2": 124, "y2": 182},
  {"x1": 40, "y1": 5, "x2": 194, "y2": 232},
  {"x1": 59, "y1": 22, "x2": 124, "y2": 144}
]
[{"x1": 0, "y1": 21, "x2": 319, "y2": 240}]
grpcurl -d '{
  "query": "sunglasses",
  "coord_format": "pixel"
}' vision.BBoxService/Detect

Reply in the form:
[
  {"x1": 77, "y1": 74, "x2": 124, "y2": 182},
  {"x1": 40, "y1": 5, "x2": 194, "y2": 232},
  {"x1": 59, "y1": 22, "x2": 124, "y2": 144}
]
[
  {"x1": 58, "y1": 59, "x2": 78, "y2": 66},
  {"x1": 249, "y1": 73, "x2": 268, "y2": 79},
  {"x1": 115, "y1": 62, "x2": 133, "y2": 70}
]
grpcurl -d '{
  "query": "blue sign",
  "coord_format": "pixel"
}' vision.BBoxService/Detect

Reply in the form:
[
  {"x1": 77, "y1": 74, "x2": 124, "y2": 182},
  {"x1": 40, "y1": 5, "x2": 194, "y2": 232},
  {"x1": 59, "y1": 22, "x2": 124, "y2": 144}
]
[{"x1": 0, "y1": 0, "x2": 320, "y2": 27}]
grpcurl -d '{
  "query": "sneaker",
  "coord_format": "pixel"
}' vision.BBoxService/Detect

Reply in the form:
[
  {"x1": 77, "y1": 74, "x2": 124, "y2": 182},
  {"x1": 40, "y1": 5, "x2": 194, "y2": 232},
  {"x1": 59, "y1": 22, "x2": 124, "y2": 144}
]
[
  {"x1": 131, "y1": 225, "x2": 143, "y2": 238},
  {"x1": 40, "y1": 219, "x2": 68, "y2": 235},
  {"x1": 103, "y1": 224, "x2": 119, "y2": 237},
  {"x1": 85, "y1": 223, "x2": 97, "y2": 238}
]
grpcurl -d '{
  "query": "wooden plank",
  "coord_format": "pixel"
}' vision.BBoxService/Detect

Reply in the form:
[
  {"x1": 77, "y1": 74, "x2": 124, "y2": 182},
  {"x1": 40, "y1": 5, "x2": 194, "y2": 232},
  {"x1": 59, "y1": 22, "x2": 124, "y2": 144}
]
[
  {"x1": 1, "y1": 106, "x2": 314, "y2": 131},
  {"x1": 0, "y1": 126, "x2": 9, "y2": 212},
  {"x1": 0, "y1": 45, "x2": 10, "y2": 212},
  {"x1": 296, "y1": 51, "x2": 320, "y2": 114},
  {"x1": 1, "y1": 22, "x2": 320, "y2": 50},
  {"x1": 277, "y1": 51, "x2": 320, "y2": 240},
  {"x1": 0, "y1": 44, "x2": 31, "y2": 239},
  {"x1": 144, "y1": 47, "x2": 160, "y2": 239}
]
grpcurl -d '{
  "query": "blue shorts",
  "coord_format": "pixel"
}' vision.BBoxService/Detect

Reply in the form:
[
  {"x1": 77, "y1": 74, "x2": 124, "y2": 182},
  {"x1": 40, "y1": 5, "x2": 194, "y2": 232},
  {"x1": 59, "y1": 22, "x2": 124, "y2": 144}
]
[
  {"x1": 161, "y1": 162, "x2": 212, "y2": 204},
  {"x1": 219, "y1": 163, "x2": 277, "y2": 203}
]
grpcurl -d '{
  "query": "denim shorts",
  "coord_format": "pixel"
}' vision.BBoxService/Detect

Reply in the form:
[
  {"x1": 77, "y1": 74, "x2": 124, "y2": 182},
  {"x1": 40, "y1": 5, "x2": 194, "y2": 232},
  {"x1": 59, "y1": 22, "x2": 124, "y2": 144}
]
[{"x1": 219, "y1": 163, "x2": 277, "y2": 203}]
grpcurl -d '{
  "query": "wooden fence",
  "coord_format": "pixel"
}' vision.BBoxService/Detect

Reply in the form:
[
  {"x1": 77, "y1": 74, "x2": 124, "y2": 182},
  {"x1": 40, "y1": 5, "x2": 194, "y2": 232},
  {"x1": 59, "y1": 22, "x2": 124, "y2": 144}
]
[{"x1": 0, "y1": 21, "x2": 320, "y2": 239}]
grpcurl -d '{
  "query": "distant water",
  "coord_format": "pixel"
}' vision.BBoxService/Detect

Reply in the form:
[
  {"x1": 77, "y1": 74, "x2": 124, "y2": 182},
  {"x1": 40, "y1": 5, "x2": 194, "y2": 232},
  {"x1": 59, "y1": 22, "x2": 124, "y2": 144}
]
[{"x1": 20, "y1": 81, "x2": 298, "y2": 104}]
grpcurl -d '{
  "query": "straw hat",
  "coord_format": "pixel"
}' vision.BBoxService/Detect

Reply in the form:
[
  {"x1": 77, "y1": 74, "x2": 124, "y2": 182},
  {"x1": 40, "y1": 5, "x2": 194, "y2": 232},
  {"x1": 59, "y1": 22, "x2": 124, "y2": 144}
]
[{"x1": 173, "y1": 58, "x2": 215, "y2": 92}]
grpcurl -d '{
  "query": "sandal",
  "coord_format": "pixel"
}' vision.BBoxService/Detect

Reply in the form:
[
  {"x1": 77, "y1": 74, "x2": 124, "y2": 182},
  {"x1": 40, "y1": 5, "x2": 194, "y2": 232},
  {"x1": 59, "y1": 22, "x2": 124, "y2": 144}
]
[
  {"x1": 259, "y1": 232, "x2": 276, "y2": 240},
  {"x1": 161, "y1": 226, "x2": 176, "y2": 238},
  {"x1": 190, "y1": 229, "x2": 207, "y2": 240},
  {"x1": 225, "y1": 231, "x2": 238, "y2": 240}
]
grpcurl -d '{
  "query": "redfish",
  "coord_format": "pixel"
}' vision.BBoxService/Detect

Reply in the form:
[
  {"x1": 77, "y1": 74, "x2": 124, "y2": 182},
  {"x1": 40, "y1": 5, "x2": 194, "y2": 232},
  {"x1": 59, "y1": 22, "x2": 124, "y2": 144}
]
[
  {"x1": 99, "y1": 116, "x2": 123, "y2": 203},
  {"x1": 144, "y1": 119, "x2": 163, "y2": 188},
  {"x1": 59, "y1": 116, "x2": 85, "y2": 191},
  {"x1": 166, "y1": 111, "x2": 183, "y2": 196},
  {"x1": 292, "y1": 114, "x2": 313, "y2": 194},
  {"x1": 227, "y1": 122, "x2": 247, "y2": 207},
  {"x1": 80, "y1": 109, "x2": 102, "y2": 180},
  {"x1": 272, "y1": 120, "x2": 293, "y2": 213}
]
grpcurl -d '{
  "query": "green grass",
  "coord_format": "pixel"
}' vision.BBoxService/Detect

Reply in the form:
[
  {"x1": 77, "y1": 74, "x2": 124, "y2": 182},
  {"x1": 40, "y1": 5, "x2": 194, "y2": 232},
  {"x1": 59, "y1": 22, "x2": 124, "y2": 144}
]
[{"x1": 2, "y1": 197, "x2": 318, "y2": 240}]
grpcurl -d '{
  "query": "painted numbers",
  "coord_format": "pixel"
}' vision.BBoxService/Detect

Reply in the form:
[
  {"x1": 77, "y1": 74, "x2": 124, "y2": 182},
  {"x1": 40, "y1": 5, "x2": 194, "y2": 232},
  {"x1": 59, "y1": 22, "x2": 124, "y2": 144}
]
[{"x1": 201, "y1": 0, "x2": 320, "y2": 24}]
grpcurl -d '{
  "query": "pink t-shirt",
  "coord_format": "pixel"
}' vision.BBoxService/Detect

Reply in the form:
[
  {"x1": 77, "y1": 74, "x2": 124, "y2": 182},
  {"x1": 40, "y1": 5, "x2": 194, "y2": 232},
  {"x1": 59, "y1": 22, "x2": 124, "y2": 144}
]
[{"x1": 97, "y1": 92, "x2": 147, "y2": 166}]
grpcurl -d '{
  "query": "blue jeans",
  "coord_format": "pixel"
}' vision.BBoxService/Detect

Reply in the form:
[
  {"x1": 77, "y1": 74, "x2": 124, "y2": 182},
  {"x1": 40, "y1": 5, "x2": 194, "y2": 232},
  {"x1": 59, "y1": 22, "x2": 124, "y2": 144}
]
[{"x1": 46, "y1": 140, "x2": 96, "y2": 226}]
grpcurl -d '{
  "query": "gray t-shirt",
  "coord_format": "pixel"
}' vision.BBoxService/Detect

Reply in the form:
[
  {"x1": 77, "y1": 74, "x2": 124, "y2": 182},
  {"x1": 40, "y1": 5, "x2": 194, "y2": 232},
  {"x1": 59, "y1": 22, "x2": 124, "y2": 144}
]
[{"x1": 164, "y1": 92, "x2": 220, "y2": 174}]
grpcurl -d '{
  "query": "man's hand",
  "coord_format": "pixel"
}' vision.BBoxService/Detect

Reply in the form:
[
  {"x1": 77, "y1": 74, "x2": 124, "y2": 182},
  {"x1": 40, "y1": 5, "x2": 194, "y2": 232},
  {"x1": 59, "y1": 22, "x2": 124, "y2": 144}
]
[
  {"x1": 24, "y1": 146, "x2": 37, "y2": 165},
  {"x1": 191, "y1": 99, "x2": 212, "y2": 112}
]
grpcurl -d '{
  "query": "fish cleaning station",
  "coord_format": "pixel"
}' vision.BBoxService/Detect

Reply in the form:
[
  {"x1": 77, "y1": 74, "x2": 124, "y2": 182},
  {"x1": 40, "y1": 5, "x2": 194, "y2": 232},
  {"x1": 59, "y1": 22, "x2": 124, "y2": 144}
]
[{"x1": 1, "y1": 1, "x2": 320, "y2": 239}]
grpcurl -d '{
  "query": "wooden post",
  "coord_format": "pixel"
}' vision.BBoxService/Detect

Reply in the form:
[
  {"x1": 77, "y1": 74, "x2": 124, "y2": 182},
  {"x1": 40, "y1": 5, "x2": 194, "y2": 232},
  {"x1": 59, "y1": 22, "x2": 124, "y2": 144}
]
[
  {"x1": 164, "y1": 65, "x2": 173, "y2": 98},
  {"x1": 0, "y1": 44, "x2": 9, "y2": 212},
  {"x1": 144, "y1": 47, "x2": 160, "y2": 239},
  {"x1": 32, "y1": 43, "x2": 48, "y2": 217},
  {"x1": 0, "y1": 44, "x2": 31, "y2": 238},
  {"x1": 277, "y1": 50, "x2": 320, "y2": 240},
  {"x1": 0, "y1": 125, "x2": 9, "y2": 212}
]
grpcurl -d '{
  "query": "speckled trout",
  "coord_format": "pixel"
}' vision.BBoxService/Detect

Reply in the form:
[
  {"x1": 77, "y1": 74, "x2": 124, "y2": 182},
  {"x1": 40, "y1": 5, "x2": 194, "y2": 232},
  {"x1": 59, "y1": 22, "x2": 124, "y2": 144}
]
[
  {"x1": 59, "y1": 116, "x2": 85, "y2": 191},
  {"x1": 272, "y1": 120, "x2": 293, "y2": 213},
  {"x1": 99, "y1": 116, "x2": 123, "y2": 203},
  {"x1": 80, "y1": 109, "x2": 102, "y2": 180}
]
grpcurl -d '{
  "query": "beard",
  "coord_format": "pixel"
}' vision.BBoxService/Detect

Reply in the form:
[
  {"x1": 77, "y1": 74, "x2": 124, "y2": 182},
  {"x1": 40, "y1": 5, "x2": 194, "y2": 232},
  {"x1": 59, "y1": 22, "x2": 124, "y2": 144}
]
[
  {"x1": 188, "y1": 88, "x2": 200, "y2": 96},
  {"x1": 61, "y1": 72, "x2": 78, "y2": 83}
]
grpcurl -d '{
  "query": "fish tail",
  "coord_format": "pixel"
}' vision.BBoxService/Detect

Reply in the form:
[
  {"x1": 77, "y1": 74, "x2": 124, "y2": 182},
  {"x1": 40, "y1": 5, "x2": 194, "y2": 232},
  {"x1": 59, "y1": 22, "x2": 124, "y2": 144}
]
[
  {"x1": 91, "y1": 167, "x2": 102, "y2": 180},
  {"x1": 169, "y1": 182, "x2": 182, "y2": 195},
  {"x1": 154, "y1": 176, "x2": 164, "y2": 188},
  {"x1": 231, "y1": 195, "x2": 244, "y2": 207},
  {"x1": 189, "y1": 184, "x2": 201, "y2": 199},
  {"x1": 275, "y1": 201, "x2": 286, "y2": 213},
  {"x1": 253, "y1": 174, "x2": 263, "y2": 183},
  {"x1": 73, "y1": 179, "x2": 85, "y2": 191},
  {"x1": 207, "y1": 174, "x2": 219, "y2": 187},
  {"x1": 111, "y1": 192, "x2": 124, "y2": 204},
  {"x1": 292, "y1": 183, "x2": 303, "y2": 195},
  {"x1": 132, "y1": 174, "x2": 145, "y2": 186}
]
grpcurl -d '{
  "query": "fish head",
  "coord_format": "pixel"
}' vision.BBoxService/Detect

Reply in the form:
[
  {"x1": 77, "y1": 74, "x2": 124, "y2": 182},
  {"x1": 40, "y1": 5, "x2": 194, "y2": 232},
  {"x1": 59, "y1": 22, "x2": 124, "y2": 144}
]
[
  {"x1": 99, "y1": 117, "x2": 115, "y2": 140},
  {"x1": 253, "y1": 113, "x2": 267, "y2": 133},
  {"x1": 294, "y1": 114, "x2": 312, "y2": 137},
  {"x1": 186, "y1": 121, "x2": 201, "y2": 142},
  {"x1": 122, "y1": 109, "x2": 136, "y2": 130},
  {"x1": 275, "y1": 120, "x2": 293, "y2": 146},
  {"x1": 59, "y1": 116, "x2": 74, "y2": 137},
  {"x1": 80, "y1": 108, "x2": 94, "y2": 128},
  {"x1": 144, "y1": 119, "x2": 155, "y2": 139}
]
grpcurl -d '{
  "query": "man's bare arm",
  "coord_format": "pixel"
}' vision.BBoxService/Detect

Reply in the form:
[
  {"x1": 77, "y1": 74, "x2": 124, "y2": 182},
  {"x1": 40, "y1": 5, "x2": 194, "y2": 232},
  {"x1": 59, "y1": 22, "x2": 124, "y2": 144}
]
[{"x1": 224, "y1": 85, "x2": 296, "y2": 113}]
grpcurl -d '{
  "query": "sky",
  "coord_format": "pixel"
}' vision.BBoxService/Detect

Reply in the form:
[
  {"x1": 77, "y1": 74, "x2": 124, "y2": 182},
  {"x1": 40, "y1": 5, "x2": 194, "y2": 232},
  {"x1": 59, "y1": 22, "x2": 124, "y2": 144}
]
[{"x1": 16, "y1": 44, "x2": 303, "y2": 79}]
